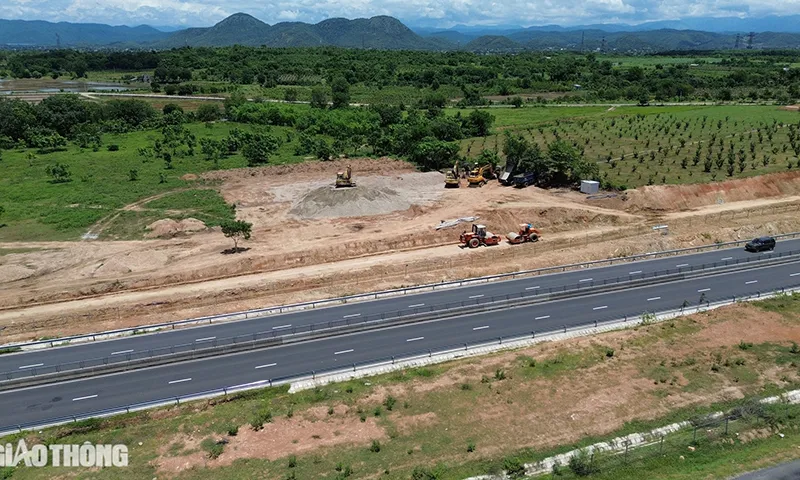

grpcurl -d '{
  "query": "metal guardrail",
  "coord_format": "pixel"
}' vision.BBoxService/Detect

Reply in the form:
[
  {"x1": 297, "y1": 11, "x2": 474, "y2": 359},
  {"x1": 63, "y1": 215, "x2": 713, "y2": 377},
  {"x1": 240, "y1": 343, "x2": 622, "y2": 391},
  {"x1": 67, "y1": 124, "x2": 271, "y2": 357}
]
[
  {"x1": 1, "y1": 284, "x2": 796, "y2": 438},
  {"x1": 6, "y1": 231, "x2": 800, "y2": 352},
  {"x1": 3, "y1": 248, "x2": 799, "y2": 383}
]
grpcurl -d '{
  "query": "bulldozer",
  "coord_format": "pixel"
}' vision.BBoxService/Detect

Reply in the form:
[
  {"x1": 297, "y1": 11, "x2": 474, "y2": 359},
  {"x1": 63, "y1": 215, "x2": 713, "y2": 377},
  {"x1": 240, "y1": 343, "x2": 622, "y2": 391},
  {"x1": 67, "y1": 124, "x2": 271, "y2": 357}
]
[
  {"x1": 467, "y1": 164, "x2": 495, "y2": 187},
  {"x1": 507, "y1": 223, "x2": 541, "y2": 244},
  {"x1": 335, "y1": 165, "x2": 356, "y2": 188},
  {"x1": 444, "y1": 159, "x2": 461, "y2": 188},
  {"x1": 460, "y1": 224, "x2": 502, "y2": 248}
]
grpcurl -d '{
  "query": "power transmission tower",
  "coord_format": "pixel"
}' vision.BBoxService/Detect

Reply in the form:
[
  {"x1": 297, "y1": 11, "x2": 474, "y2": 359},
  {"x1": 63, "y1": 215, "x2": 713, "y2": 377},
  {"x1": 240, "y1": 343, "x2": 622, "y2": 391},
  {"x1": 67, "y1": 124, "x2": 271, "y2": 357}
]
[
  {"x1": 601, "y1": 36, "x2": 606, "y2": 53},
  {"x1": 734, "y1": 34, "x2": 741, "y2": 49},
  {"x1": 55, "y1": 33, "x2": 61, "y2": 48},
  {"x1": 746, "y1": 32, "x2": 755, "y2": 49},
  {"x1": 580, "y1": 31, "x2": 585, "y2": 53}
]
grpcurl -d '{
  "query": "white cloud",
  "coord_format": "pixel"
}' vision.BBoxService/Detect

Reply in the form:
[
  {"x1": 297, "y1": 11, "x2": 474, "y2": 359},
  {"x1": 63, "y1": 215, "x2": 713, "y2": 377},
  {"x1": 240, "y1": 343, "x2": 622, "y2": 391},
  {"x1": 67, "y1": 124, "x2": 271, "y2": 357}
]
[{"x1": 1, "y1": 0, "x2": 799, "y2": 27}]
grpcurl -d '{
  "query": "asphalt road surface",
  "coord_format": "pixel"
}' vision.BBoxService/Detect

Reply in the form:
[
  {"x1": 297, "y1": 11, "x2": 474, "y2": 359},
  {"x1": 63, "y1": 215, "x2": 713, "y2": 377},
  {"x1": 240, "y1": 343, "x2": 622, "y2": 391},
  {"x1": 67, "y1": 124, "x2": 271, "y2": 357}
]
[
  {"x1": 733, "y1": 459, "x2": 800, "y2": 479},
  {"x1": 1, "y1": 239, "x2": 797, "y2": 376},
  {"x1": 0, "y1": 257, "x2": 798, "y2": 431}
]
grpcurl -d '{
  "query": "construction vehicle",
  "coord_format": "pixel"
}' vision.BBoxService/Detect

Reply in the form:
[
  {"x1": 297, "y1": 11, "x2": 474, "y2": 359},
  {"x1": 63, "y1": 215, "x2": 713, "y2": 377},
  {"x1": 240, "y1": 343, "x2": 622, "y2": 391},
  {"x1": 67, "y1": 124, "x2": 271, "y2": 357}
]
[
  {"x1": 467, "y1": 164, "x2": 495, "y2": 187},
  {"x1": 512, "y1": 172, "x2": 536, "y2": 188},
  {"x1": 335, "y1": 165, "x2": 356, "y2": 188},
  {"x1": 499, "y1": 160, "x2": 517, "y2": 186},
  {"x1": 507, "y1": 223, "x2": 541, "y2": 244},
  {"x1": 444, "y1": 159, "x2": 461, "y2": 188},
  {"x1": 460, "y1": 224, "x2": 502, "y2": 248}
]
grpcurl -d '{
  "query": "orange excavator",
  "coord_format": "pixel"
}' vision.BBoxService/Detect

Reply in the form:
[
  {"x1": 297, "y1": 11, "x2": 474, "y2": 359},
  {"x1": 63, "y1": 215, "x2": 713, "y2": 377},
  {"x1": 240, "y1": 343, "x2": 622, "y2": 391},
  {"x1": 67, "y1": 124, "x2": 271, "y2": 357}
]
[
  {"x1": 507, "y1": 223, "x2": 541, "y2": 244},
  {"x1": 460, "y1": 224, "x2": 502, "y2": 248}
]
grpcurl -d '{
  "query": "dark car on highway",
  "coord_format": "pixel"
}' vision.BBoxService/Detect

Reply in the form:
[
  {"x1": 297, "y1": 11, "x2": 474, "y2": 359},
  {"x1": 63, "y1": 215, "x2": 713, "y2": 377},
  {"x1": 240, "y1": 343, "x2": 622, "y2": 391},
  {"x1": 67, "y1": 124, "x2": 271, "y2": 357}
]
[{"x1": 745, "y1": 236, "x2": 776, "y2": 252}]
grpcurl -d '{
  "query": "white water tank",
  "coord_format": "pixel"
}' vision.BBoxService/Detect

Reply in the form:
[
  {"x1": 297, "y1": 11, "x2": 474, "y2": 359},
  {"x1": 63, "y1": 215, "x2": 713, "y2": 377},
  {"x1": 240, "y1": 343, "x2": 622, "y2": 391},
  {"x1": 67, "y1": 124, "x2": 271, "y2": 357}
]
[{"x1": 580, "y1": 180, "x2": 599, "y2": 194}]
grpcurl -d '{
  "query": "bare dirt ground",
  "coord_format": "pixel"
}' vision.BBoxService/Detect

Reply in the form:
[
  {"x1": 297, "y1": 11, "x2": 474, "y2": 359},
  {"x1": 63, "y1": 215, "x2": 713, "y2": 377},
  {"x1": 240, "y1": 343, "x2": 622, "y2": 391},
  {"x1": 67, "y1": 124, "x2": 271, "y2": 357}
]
[{"x1": 2, "y1": 159, "x2": 800, "y2": 343}]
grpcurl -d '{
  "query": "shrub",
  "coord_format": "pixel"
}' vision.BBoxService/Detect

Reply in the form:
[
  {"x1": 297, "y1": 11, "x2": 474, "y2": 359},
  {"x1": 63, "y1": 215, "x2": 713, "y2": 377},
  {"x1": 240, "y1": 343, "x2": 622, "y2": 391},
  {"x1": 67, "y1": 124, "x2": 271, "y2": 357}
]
[
  {"x1": 467, "y1": 442, "x2": 476, "y2": 452},
  {"x1": 107, "y1": 144, "x2": 119, "y2": 151},
  {"x1": 328, "y1": 406, "x2": 335, "y2": 415},
  {"x1": 605, "y1": 348, "x2": 615, "y2": 358},
  {"x1": 738, "y1": 341, "x2": 753, "y2": 350},
  {"x1": 568, "y1": 449, "x2": 598, "y2": 476},
  {"x1": 226, "y1": 425, "x2": 239, "y2": 436},
  {"x1": 792, "y1": 342, "x2": 799, "y2": 354},
  {"x1": 250, "y1": 409, "x2": 272, "y2": 431},
  {"x1": 369, "y1": 440, "x2": 381, "y2": 453},
  {"x1": 503, "y1": 456, "x2": 525, "y2": 477},
  {"x1": 495, "y1": 369, "x2": 506, "y2": 380},
  {"x1": 200, "y1": 438, "x2": 224, "y2": 459},
  {"x1": 460, "y1": 383, "x2": 472, "y2": 390},
  {"x1": 383, "y1": 395, "x2": 397, "y2": 411},
  {"x1": 288, "y1": 455, "x2": 297, "y2": 468}
]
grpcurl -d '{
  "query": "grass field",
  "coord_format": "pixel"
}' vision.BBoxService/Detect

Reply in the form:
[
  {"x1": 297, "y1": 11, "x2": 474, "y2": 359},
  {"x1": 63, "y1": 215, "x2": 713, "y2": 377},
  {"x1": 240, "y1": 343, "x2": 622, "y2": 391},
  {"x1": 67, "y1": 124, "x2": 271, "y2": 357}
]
[
  {"x1": 0, "y1": 121, "x2": 312, "y2": 242},
  {"x1": 460, "y1": 105, "x2": 800, "y2": 188},
  {"x1": 2, "y1": 294, "x2": 800, "y2": 480}
]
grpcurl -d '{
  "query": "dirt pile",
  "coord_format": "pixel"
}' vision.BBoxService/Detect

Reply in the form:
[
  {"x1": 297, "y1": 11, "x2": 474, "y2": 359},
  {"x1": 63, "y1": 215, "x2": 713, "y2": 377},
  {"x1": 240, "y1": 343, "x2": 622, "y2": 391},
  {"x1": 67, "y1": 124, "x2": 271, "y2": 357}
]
[
  {"x1": 287, "y1": 172, "x2": 443, "y2": 219},
  {"x1": 622, "y1": 171, "x2": 800, "y2": 213},
  {"x1": 145, "y1": 218, "x2": 207, "y2": 238},
  {"x1": 202, "y1": 157, "x2": 414, "y2": 183}
]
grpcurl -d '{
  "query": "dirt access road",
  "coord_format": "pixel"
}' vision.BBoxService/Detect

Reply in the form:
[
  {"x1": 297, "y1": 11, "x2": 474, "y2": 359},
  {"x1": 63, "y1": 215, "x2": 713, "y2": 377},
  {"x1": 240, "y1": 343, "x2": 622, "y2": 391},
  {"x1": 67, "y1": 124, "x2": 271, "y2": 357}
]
[{"x1": 3, "y1": 159, "x2": 800, "y2": 343}]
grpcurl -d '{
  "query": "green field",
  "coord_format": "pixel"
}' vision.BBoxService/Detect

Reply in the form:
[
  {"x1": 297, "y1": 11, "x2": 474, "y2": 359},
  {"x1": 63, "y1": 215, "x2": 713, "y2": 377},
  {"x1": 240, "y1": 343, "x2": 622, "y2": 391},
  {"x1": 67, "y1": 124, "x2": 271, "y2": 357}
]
[
  {"x1": 0, "y1": 121, "x2": 313, "y2": 242},
  {"x1": 459, "y1": 105, "x2": 800, "y2": 188}
]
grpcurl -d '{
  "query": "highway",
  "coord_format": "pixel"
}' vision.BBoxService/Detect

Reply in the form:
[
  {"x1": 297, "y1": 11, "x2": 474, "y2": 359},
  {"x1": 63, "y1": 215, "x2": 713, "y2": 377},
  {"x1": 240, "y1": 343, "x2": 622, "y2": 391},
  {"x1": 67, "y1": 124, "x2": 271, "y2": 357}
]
[
  {"x1": 1, "y1": 239, "x2": 797, "y2": 375},
  {"x1": 0, "y1": 258, "x2": 798, "y2": 430}
]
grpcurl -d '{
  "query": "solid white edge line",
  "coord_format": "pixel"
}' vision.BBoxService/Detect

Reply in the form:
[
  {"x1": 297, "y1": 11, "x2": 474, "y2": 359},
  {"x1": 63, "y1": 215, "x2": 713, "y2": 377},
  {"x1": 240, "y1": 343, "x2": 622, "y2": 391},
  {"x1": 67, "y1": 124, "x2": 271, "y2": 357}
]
[
  {"x1": 272, "y1": 324, "x2": 291, "y2": 330},
  {"x1": 629, "y1": 271, "x2": 642, "y2": 275},
  {"x1": 168, "y1": 378, "x2": 192, "y2": 384},
  {"x1": 469, "y1": 295, "x2": 484, "y2": 299},
  {"x1": 342, "y1": 314, "x2": 361, "y2": 319},
  {"x1": 72, "y1": 394, "x2": 98, "y2": 402},
  {"x1": 255, "y1": 363, "x2": 277, "y2": 369},
  {"x1": 676, "y1": 264, "x2": 689, "y2": 268},
  {"x1": 195, "y1": 337, "x2": 216, "y2": 342},
  {"x1": 334, "y1": 349, "x2": 354, "y2": 355},
  {"x1": 579, "y1": 278, "x2": 593, "y2": 282},
  {"x1": 408, "y1": 304, "x2": 425, "y2": 308},
  {"x1": 18, "y1": 363, "x2": 44, "y2": 369},
  {"x1": 525, "y1": 286, "x2": 540, "y2": 290},
  {"x1": 721, "y1": 257, "x2": 733, "y2": 261}
]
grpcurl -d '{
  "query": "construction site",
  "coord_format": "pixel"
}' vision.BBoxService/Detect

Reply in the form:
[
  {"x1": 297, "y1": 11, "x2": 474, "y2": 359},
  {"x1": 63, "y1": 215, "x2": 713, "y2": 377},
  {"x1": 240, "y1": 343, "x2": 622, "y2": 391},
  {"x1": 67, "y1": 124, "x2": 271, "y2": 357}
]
[{"x1": 3, "y1": 157, "x2": 800, "y2": 343}]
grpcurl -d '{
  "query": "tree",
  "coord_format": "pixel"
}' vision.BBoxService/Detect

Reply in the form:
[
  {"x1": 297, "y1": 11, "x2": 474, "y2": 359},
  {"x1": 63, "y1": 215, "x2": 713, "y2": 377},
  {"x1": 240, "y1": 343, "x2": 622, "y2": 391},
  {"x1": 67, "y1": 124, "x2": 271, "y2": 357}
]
[
  {"x1": 408, "y1": 139, "x2": 459, "y2": 171},
  {"x1": 162, "y1": 103, "x2": 183, "y2": 116},
  {"x1": 196, "y1": 103, "x2": 221, "y2": 122},
  {"x1": 241, "y1": 132, "x2": 281, "y2": 166},
  {"x1": 510, "y1": 96, "x2": 524, "y2": 108},
  {"x1": 224, "y1": 92, "x2": 247, "y2": 118},
  {"x1": 221, "y1": 220, "x2": 252, "y2": 252},
  {"x1": 462, "y1": 110, "x2": 495, "y2": 137},
  {"x1": 284, "y1": 88, "x2": 298, "y2": 102},
  {"x1": 45, "y1": 163, "x2": 72, "y2": 183},
  {"x1": 330, "y1": 77, "x2": 350, "y2": 109},
  {"x1": 310, "y1": 87, "x2": 328, "y2": 109}
]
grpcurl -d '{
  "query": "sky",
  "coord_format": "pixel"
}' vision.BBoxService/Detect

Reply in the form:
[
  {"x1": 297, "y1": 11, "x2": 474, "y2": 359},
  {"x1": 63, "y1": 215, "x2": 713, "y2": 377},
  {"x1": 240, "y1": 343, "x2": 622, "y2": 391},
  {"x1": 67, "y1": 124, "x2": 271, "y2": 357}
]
[{"x1": 2, "y1": 0, "x2": 800, "y2": 28}]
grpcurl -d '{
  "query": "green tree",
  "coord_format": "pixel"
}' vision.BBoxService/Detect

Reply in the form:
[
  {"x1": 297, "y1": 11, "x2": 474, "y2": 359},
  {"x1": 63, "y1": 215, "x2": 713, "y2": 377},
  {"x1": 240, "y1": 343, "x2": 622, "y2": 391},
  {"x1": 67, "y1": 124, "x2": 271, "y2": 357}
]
[
  {"x1": 241, "y1": 132, "x2": 280, "y2": 166},
  {"x1": 45, "y1": 163, "x2": 72, "y2": 183},
  {"x1": 331, "y1": 77, "x2": 350, "y2": 109},
  {"x1": 221, "y1": 220, "x2": 252, "y2": 251},
  {"x1": 224, "y1": 92, "x2": 247, "y2": 117},
  {"x1": 510, "y1": 96, "x2": 524, "y2": 108},
  {"x1": 310, "y1": 87, "x2": 328, "y2": 109},
  {"x1": 162, "y1": 103, "x2": 183, "y2": 115},
  {"x1": 462, "y1": 110, "x2": 495, "y2": 137},
  {"x1": 196, "y1": 103, "x2": 220, "y2": 122},
  {"x1": 284, "y1": 88, "x2": 298, "y2": 102},
  {"x1": 409, "y1": 139, "x2": 459, "y2": 171}
]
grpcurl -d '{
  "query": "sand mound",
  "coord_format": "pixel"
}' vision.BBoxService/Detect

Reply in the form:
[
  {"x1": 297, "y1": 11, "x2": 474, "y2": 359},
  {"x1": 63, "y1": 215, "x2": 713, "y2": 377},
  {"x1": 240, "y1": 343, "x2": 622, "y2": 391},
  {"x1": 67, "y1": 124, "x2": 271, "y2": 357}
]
[
  {"x1": 145, "y1": 218, "x2": 207, "y2": 238},
  {"x1": 286, "y1": 172, "x2": 444, "y2": 219},
  {"x1": 289, "y1": 185, "x2": 411, "y2": 219}
]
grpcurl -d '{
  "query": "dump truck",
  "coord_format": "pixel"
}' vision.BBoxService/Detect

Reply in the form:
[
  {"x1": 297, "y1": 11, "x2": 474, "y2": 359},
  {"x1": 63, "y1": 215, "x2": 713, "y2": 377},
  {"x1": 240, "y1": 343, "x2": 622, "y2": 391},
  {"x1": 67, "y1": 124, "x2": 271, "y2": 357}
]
[
  {"x1": 512, "y1": 172, "x2": 536, "y2": 188},
  {"x1": 499, "y1": 160, "x2": 516, "y2": 186},
  {"x1": 335, "y1": 165, "x2": 356, "y2": 188},
  {"x1": 460, "y1": 224, "x2": 502, "y2": 248},
  {"x1": 507, "y1": 224, "x2": 541, "y2": 244}
]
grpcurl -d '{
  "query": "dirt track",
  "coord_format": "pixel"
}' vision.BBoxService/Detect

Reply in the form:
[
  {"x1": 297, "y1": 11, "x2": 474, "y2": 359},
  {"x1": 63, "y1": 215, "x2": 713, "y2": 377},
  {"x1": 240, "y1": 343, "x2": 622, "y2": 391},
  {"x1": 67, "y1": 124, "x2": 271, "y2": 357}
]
[{"x1": 2, "y1": 160, "x2": 800, "y2": 343}]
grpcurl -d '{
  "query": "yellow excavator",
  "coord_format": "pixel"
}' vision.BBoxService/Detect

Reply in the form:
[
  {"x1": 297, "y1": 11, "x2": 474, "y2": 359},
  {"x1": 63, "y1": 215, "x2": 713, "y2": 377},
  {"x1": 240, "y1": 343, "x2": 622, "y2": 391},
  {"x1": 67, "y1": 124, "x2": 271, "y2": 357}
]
[
  {"x1": 335, "y1": 165, "x2": 356, "y2": 188},
  {"x1": 444, "y1": 159, "x2": 461, "y2": 188},
  {"x1": 467, "y1": 164, "x2": 495, "y2": 187}
]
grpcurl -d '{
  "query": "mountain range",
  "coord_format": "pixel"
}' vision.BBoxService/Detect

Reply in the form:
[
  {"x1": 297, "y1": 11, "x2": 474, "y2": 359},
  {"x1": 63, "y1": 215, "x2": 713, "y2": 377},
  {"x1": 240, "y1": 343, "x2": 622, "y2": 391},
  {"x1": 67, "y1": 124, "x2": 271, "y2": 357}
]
[{"x1": 2, "y1": 13, "x2": 800, "y2": 52}]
